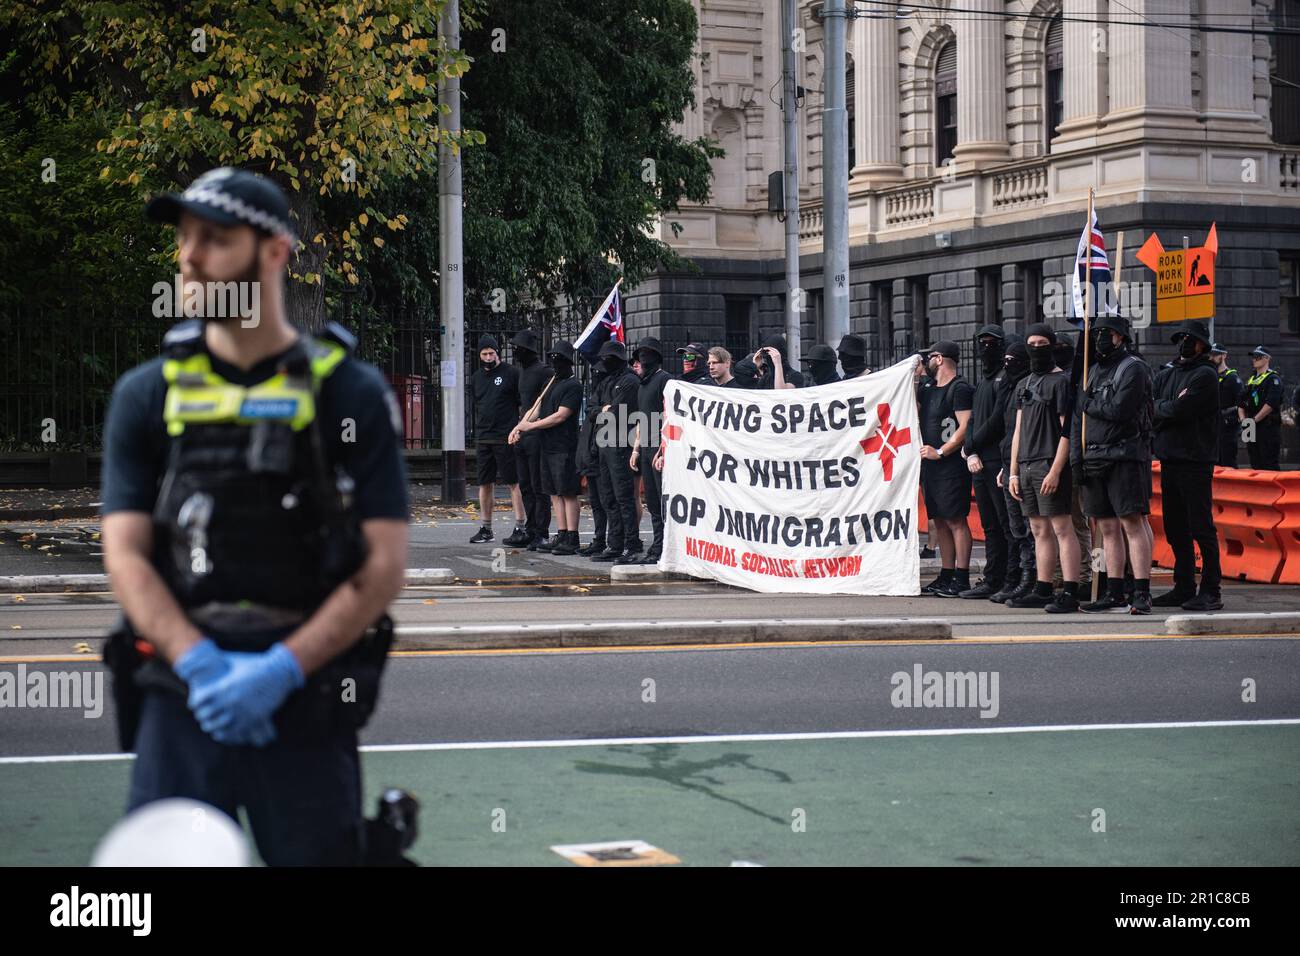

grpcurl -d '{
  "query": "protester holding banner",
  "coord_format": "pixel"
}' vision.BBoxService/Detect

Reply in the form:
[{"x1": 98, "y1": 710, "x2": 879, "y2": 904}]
[
  {"x1": 510, "y1": 329, "x2": 553, "y2": 550},
  {"x1": 1210, "y1": 344, "x2": 1242, "y2": 468},
  {"x1": 676, "y1": 343, "x2": 713, "y2": 386},
  {"x1": 1151, "y1": 320, "x2": 1223, "y2": 611},
  {"x1": 1070, "y1": 315, "x2": 1154, "y2": 615},
  {"x1": 1008, "y1": 324, "x2": 1082, "y2": 613},
  {"x1": 706, "y1": 347, "x2": 741, "y2": 388},
  {"x1": 591, "y1": 341, "x2": 642, "y2": 563},
  {"x1": 992, "y1": 340, "x2": 1036, "y2": 603},
  {"x1": 960, "y1": 325, "x2": 1012, "y2": 599},
  {"x1": 917, "y1": 341, "x2": 975, "y2": 598},
  {"x1": 1240, "y1": 347, "x2": 1284, "y2": 470},
  {"x1": 632, "y1": 338, "x2": 673, "y2": 564}
]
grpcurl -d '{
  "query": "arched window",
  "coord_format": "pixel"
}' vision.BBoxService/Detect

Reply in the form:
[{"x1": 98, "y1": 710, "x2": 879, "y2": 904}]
[
  {"x1": 935, "y1": 41, "x2": 957, "y2": 167},
  {"x1": 1046, "y1": 16, "x2": 1064, "y2": 144}
]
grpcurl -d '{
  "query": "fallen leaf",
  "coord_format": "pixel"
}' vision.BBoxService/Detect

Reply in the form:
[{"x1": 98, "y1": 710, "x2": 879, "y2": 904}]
[
  {"x1": 422, "y1": 598, "x2": 437, "y2": 605},
  {"x1": 10, "y1": 625, "x2": 20, "y2": 630},
  {"x1": 568, "y1": 585, "x2": 590, "y2": 593},
  {"x1": 11, "y1": 595, "x2": 24, "y2": 602},
  {"x1": 75, "y1": 642, "x2": 92, "y2": 654},
  {"x1": 19, "y1": 533, "x2": 36, "y2": 542}
]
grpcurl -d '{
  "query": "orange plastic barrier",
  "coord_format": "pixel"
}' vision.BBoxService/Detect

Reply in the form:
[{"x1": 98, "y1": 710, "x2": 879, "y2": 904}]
[
  {"x1": 1209, "y1": 467, "x2": 1285, "y2": 583},
  {"x1": 1272, "y1": 472, "x2": 1300, "y2": 585}
]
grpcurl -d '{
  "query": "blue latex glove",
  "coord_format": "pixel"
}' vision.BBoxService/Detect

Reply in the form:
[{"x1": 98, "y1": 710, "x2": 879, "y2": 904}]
[
  {"x1": 190, "y1": 643, "x2": 304, "y2": 746},
  {"x1": 176, "y1": 638, "x2": 279, "y2": 747}
]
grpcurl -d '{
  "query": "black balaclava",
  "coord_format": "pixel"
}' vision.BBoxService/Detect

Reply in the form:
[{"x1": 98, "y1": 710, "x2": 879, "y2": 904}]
[
  {"x1": 839, "y1": 351, "x2": 867, "y2": 378},
  {"x1": 516, "y1": 346, "x2": 537, "y2": 368},
  {"x1": 1094, "y1": 328, "x2": 1121, "y2": 362},
  {"x1": 552, "y1": 356, "x2": 574, "y2": 379},
  {"x1": 1025, "y1": 323, "x2": 1056, "y2": 375},
  {"x1": 979, "y1": 338, "x2": 1004, "y2": 376},
  {"x1": 637, "y1": 349, "x2": 663, "y2": 380},
  {"x1": 1005, "y1": 342, "x2": 1031, "y2": 382},
  {"x1": 810, "y1": 358, "x2": 839, "y2": 385},
  {"x1": 1052, "y1": 340, "x2": 1075, "y2": 371},
  {"x1": 602, "y1": 355, "x2": 626, "y2": 375},
  {"x1": 1177, "y1": 337, "x2": 1199, "y2": 361}
]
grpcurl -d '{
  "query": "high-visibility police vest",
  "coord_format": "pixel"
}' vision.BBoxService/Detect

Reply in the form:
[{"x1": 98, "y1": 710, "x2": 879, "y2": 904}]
[{"x1": 152, "y1": 320, "x2": 366, "y2": 612}]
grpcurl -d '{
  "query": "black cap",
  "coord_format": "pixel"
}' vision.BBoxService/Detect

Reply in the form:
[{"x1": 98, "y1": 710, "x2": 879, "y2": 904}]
[
  {"x1": 926, "y1": 340, "x2": 961, "y2": 361},
  {"x1": 976, "y1": 324, "x2": 1006, "y2": 342},
  {"x1": 634, "y1": 337, "x2": 664, "y2": 361},
  {"x1": 547, "y1": 340, "x2": 576, "y2": 363},
  {"x1": 477, "y1": 334, "x2": 499, "y2": 351},
  {"x1": 1251, "y1": 345, "x2": 1270, "y2": 358},
  {"x1": 146, "y1": 167, "x2": 295, "y2": 240},
  {"x1": 597, "y1": 340, "x2": 627, "y2": 361},
  {"x1": 1025, "y1": 323, "x2": 1057, "y2": 346},
  {"x1": 1170, "y1": 320, "x2": 1211, "y2": 347},
  {"x1": 511, "y1": 329, "x2": 542, "y2": 353},
  {"x1": 761, "y1": 333, "x2": 788, "y2": 356},
  {"x1": 1094, "y1": 313, "x2": 1130, "y2": 339},
  {"x1": 676, "y1": 342, "x2": 706, "y2": 358},
  {"x1": 837, "y1": 334, "x2": 866, "y2": 357},
  {"x1": 801, "y1": 344, "x2": 837, "y2": 363},
  {"x1": 1209, "y1": 342, "x2": 1227, "y2": 355}
]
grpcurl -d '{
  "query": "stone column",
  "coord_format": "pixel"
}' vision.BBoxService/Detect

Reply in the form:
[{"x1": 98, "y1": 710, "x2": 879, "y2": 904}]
[
  {"x1": 1054, "y1": 0, "x2": 1107, "y2": 141},
  {"x1": 1203, "y1": 0, "x2": 1263, "y2": 125},
  {"x1": 851, "y1": 2, "x2": 904, "y2": 183},
  {"x1": 953, "y1": 0, "x2": 1010, "y2": 167},
  {"x1": 1108, "y1": 0, "x2": 1193, "y2": 121}
]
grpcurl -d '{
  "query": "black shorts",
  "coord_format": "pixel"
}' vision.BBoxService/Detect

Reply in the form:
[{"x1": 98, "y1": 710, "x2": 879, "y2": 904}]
[
  {"x1": 541, "y1": 451, "x2": 581, "y2": 497},
  {"x1": 1080, "y1": 460, "x2": 1150, "y2": 518},
  {"x1": 922, "y1": 459, "x2": 972, "y2": 520},
  {"x1": 475, "y1": 442, "x2": 517, "y2": 486},
  {"x1": 1017, "y1": 458, "x2": 1072, "y2": 517}
]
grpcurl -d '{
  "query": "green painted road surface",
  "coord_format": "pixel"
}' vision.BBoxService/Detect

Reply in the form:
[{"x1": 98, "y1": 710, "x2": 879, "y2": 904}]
[{"x1": 2, "y1": 723, "x2": 1297, "y2": 866}]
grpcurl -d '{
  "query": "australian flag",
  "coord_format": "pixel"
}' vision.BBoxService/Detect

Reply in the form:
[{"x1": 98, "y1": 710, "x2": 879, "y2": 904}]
[
  {"x1": 575, "y1": 282, "x2": 625, "y2": 360},
  {"x1": 1070, "y1": 208, "x2": 1116, "y2": 328}
]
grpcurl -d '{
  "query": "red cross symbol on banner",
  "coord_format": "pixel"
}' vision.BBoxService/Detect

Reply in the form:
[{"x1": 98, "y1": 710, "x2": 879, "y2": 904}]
[{"x1": 859, "y1": 403, "x2": 911, "y2": 481}]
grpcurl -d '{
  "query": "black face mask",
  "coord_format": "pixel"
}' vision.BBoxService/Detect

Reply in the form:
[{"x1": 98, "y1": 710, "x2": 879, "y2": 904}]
[
  {"x1": 810, "y1": 361, "x2": 838, "y2": 385},
  {"x1": 552, "y1": 357, "x2": 574, "y2": 379},
  {"x1": 1178, "y1": 337, "x2": 1199, "y2": 360},
  {"x1": 1052, "y1": 345, "x2": 1074, "y2": 370},
  {"x1": 1028, "y1": 344, "x2": 1054, "y2": 375},
  {"x1": 602, "y1": 356, "x2": 624, "y2": 375},
  {"x1": 515, "y1": 347, "x2": 537, "y2": 367},
  {"x1": 1005, "y1": 354, "x2": 1030, "y2": 380},
  {"x1": 637, "y1": 355, "x2": 662, "y2": 379},
  {"x1": 1094, "y1": 332, "x2": 1119, "y2": 360},
  {"x1": 839, "y1": 353, "x2": 866, "y2": 378},
  {"x1": 482, "y1": 358, "x2": 498, "y2": 372},
  {"x1": 980, "y1": 345, "x2": 1003, "y2": 374}
]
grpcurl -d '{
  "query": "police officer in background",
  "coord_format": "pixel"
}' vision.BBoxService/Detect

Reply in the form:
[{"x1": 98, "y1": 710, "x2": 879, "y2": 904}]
[
  {"x1": 101, "y1": 168, "x2": 409, "y2": 866},
  {"x1": 801, "y1": 344, "x2": 842, "y2": 385},
  {"x1": 592, "y1": 340, "x2": 643, "y2": 563},
  {"x1": 632, "y1": 338, "x2": 673, "y2": 564},
  {"x1": 676, "y1": 342, "x2": 713, "y2": 386},
  {"x1": 960, "y1": 325, "x2": 1012, "y2": 600},
  {"x1": 469, "y1": 335, "x2": 527, "y2": 545},
  {"x1": 1240, "y1": 346, "x2": 1284, "y2": 470},
  {"x1": 1210, "y1": 343, "x2": 1243, "y2": 468},
  {"x1": 511, "y1": 329, "x2": 553, "y2": 549},
  {"x1": 1151, "y1": 320, "x2": 1223, "y2": 611}
]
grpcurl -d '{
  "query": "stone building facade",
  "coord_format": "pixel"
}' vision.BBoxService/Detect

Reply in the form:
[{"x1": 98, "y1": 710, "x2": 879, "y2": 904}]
[{"x1": 624, "y1": 0, "x2": 1300, "y2": 405}]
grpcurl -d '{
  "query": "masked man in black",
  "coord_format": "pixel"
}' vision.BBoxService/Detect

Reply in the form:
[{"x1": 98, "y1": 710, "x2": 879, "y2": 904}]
[
  {"x1": 631, "y1": 338, "x2": 673, "y2": 564},
  {"x1": 591, "y1": 341, "x2": 642, "y2": 562},
  {"x1": 510, "y1": 329, "x2": 553, "y2": 550},
  {"x1": 959, "y1": 324, "x2": 1013, "y2": 599},
  {"x1": 801, "y1": 344, "x2": 842, "y2": 385}
]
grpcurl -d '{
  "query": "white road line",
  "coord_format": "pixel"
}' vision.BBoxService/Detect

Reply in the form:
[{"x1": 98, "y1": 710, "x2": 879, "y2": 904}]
[{"x1": 2, "y1": 718, "x2": 1297, "y2": 764}]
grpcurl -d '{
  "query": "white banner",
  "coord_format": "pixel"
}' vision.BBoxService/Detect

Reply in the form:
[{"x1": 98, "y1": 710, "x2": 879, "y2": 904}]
[{"x1": 658, "y1": 357, "x2": 922, "y2": 595}]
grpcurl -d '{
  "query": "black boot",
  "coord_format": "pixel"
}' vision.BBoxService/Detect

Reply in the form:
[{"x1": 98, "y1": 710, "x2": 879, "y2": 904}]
[
  {"x1": 526, "y1": 530, "x2": 545, "y2": 552},
  {"x1": 577, "y1": 537, "x2": 606, "y2": 557},
  {"x1": 1152, "y1": 584, "x2": 1196, "y2": 607},
  {"x1": 989, "y1": 572, "x2": 1022, "y2": 604},
  {"x1": 591, "y1": 545, "x2": 623, "y2": 562},
  {"x1": 552, "y1": 531, "x2": 579, "y2": 556},
  {"x1": 536, "y1": 532, "x2": 562, "y2": 553},
  {"x1": 959, "y1": 577, "x2": 1000, "y2": 599},
  {"x1": 921, "y1": 569, "x2": 953, "y2": 595}
]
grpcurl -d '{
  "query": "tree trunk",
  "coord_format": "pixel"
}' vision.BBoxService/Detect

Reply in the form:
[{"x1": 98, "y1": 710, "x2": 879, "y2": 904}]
[{"x1": 286, "y1": 188, "x2": 327, "y2": 332}]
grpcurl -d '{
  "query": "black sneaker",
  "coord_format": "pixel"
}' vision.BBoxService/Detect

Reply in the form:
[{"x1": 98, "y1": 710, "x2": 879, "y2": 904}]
[
  {"x1": 526, "y1": 532, "x2": 545, "y2": 552},
  {"x1": 1001, "y1": 577, "x2": 1038, "y2": 605},
  {"x1": 1080, "y1": 593, "x2": 1129, "y2": 613},
  {"x1": 1128, "y1": 591, "x2": 1152, "y2": 615},
  {"x1": 1181, "y1": 592, "x2": 1224, "y2": 612},
  {"x1": 591, "y1": 547, "x2": 622, "y2": 562},
  {"x1": 536, "y1": 533, "x2": 562, "y2": 553},
  {"x1": 469, "y1": 525, "x2": 493, "y2": 544},
  {"x1": 988, "y1": 578, "x2": 1022, "y2": 604},
  {"x1": 1152, "y1": 588, "x2": 1195, "y2": 608},
  {"x1": 1009, "y1": 591, "x2": 1053, "y2": 609},
  {"x1": 933, "y1": 578, "x2": 966, "y2": 598},
  {"x1": 958, "y1": 579, "x2": 999, "y2": 599},
  {"x1": 502, "y1": 526, "x2": 530, "y2": 547},
  {"x1": 920, "y1": 546, "x2": 936, "y2": 559},
  {"x1": 577, "y1": 539, "x2": 606, "y2": 557},
  {"x1": 921, "y1": 571, "x2": 952, "y2": 595},
  {"x1": 1045, "y1": 591, "x2": 1080, "y2": 614}
]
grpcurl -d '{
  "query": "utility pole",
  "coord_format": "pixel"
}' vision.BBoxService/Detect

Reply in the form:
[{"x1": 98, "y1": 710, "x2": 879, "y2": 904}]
[
  {"x1": 821, "y1": 0, "x2": 850, "y2": 346},
  {"x1": 438, "y1": 0, "x2": 466, "y2": 504},
  {"x1": 782, "y1": 0, "x2": 802, "y2": 361}
]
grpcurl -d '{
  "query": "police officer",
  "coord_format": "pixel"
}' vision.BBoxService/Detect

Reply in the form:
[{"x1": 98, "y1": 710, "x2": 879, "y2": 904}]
[
  {"x1": 676, "y1": 342, "x2": 713, "y2": 386},
  {"x1": 837, "y1": 334, "x2": 869, "y2": 378},
  {"x1": 960, "y1": 324, "x2": 1012, "y2": 599},
  {"x1": 1239, "y1": 346, "x2": 1284, "y2": 470},
  {"x1": 632, "y1": 337, "x2": 673, "y2": 564},
  {"x1": 801, "y1": 344, "x2": 841, "y2": 385},
  {"x1": 1209, "y1": 343, "x2": 1243, "y2": 468},
  {"x1": 101, "y1": 167, "x2": 409, "y2": 866},
  {"x1": 1071, "y1": 314, "x2": 1154, "y2": 614},
  {"x1": 1151, "y1": 320, "x2": 1223, "y2": 611},
  {"x1": 511, "y1": 329, "x2": 554, "y2": 549},
  {"x1": 918, "y1": 341, "x2": 975, "y2": 597},
  {"x1": 592, "y1": 340, "x2": 642, "y2": 563},
  {"x1": 469, "y1": 334, "x2": 527, "y2": 545}
]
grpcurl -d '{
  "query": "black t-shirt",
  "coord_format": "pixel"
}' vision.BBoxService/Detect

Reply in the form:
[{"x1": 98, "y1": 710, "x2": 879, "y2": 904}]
[
  {"x1": 518, "y1": 359, "x2": 553, "y2": 413},
  {"x1": 471, "y1": 362, "x2": 521, "y2": 443},
  {"x1": 637, "y1": 369, "x2": 673, "y2": 449},
  {"x1": 1016, "y1": 370, "x2": 1073, "y2": 463},
  {"x1": 918, "y1": 376, "x2": 974, "y2": 449},
  {"x1": 101, "y1": 345, "x2": 409, "y2": 521},
  {"x1": 538, "y1": 375, "x2": 582, "y2": 455}
]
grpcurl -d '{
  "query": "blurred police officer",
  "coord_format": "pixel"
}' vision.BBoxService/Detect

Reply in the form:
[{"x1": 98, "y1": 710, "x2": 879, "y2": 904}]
[
  {"x1": 960, "y1": 325, "x2": 1012, "y2": 599},
  {"x1": 632, "y1": 337, "x2": 672, "y2": 564},
  {"x1": 469, "y1": 334, "x2": 526, "y2": 545},
  {"x1": 1240, "y1": 346, "x2": 1284, "y2": 470},
  {"x1": 918, "y1": 341, "x2": 975, "y2": 597},
  {"x1": 676, "y1": 342, "x2": 713, "y2": 386},
  {"x1": 1151, "y1": 320, "x2": 1223, "y2": 611},
  {"x1": 1209, "y1": 343, "x2": 1242, "y2": 468},
  {"x1": 592, "y1": 341, "x2": 642, "y2": 562},
  {"x1": 511, "y1": 341, "x2": 583, "y2": 555},
  {"x1": 511, "y1": 329, "x2": 553, "y2": 549},
  {"x1": 1072, "y1": 314, "x2": 1154, "y2": 614},
  {"x1": 102, "y1": 167, "x2": 408, "y2": 866},
  {"x1": 801, "y1": 344, "x2": 842, "y2": 385}
]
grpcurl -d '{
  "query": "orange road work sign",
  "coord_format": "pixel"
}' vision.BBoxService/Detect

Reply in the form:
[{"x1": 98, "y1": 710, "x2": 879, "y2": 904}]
[{"x1": 1137, "y1": 223, "x2": 1218, "y2": 323}]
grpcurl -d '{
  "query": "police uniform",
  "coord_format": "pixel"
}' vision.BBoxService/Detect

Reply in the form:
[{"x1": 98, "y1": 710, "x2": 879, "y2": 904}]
[
  {"x1": 1240, "y1": 348, "x2": 1284, "y2": 470},
  {"x1": 1211, "y1": 345, "x2": 1243, "y2": 468},
  {"x1": 101, "y1": 169, "x2": 407, "y2": 866}
]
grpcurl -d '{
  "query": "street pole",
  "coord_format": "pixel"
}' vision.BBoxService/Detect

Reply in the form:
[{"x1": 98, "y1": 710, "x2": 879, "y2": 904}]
[
  {"x1": 439, "y1": 0, "x2": 466, "y2": 505},
  {"x1": 782, "y1": 0, "x2": 802, "y2": 361},
  {"x1": 821, "y1": 0, "x2": 850, "y2": 347}
]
